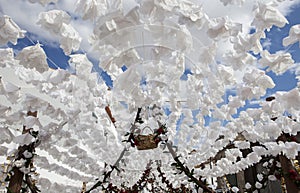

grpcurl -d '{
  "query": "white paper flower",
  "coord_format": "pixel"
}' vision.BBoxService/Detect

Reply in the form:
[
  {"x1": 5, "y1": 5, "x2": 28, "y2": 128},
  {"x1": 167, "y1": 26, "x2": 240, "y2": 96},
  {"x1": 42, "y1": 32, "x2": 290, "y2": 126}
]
[
  {"x1": 16, "y1": 43, "x2": 49, "y2": 73},
  {"x1": 75, "y1": 0, "x2": 104, "y2": 20},
  {"x1": 255, "y1": 182, "x2": 262, "y2": 189},
  {"x1": 276, "y1": 89, "x2": 300, "y2": 110},
  {"x1": 259, "y1": 50, "x2": 294, "y2": 75},
  {"x1": 24, "y1": 116, "x2": 38, "y2": 129},
  {"x1": 257, "y1": 173, "x2": 263, "y2": 181},
  {"x1": 207, "y1": 17, "x2": 242, "y2": 39},
  {"x1": 220, "y1": 0, "x2": 244, "y2": 6},
  {"x1": 245, "y1": 182, "x2": 252, "y2": 189},
  {"x1": 23, "y1": 150, "x2": 33, "y2": 159},
  {"x1": 248, "y1": 152, "x2": 261, "y2": 164},
  {"x1": 59, "y1": 23, "x2": 82, "y2": 55},
  {"x1": 68, "y1": 54, "x2": 93, "y2": 79},
  {"x1": 268, "y1": 175, "x2": 277, "y2": 181},
  {"x1": 37, "y1": 10, "x2": 71, "y2": 35},
  {"x1": 231, "y1": 186, "x2": 239, "y2": 192},
  {"x1": 28, "y1": 0, "x2": 58, "y2": 6},
  {"x1": 0, "y1": 48, "x2": 15, "y2": 67},
  {"x1": 47, "y1": 69, "x2": 70, "y2": 85},
  {"x1": 0, "y1": 15, "x2": 25, "y2": 45},
  {"x1": 19, "y1": 167, "x2": 31, "y2": 174},
  {"x1": 252, "y1": 2, "x2": 288, "y2": 31},
  {"x1": 1, "y1": 80, "x2": 20, "y2": 93},
  {"x1": 13, "y1": 133, "x2": 35, "y2": 146},
  {"x1": 283, "y1": 24, "x2": 300, "y2": 47},
  {"x1": 14, "y1": 159, "x2": 26, "y2": 168}
]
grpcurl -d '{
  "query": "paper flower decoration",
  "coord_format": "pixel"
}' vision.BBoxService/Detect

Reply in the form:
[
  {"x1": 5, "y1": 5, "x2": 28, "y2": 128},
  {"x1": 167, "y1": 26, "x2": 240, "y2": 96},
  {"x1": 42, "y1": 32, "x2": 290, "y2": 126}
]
[
  {"x1": 0, "y1": 15, "x2": 25, "y2": 45},
  {"x1": 37, "y1": 10, "x2": 71, "y2": 35},
  {"x1": 252, "y1": 2, "x2": 288, "y2": 31},
  {"x1": 283, "y1": 24, "x2": 300, "y2": 47},
  {"x1": 16, "y1": 43, "x2": 49, "y2": 73},
  {"x1": 259, "y1": 50, "x2": 294, "y2": 75},
  {"x1": 28, "y1": 0, "x2": 58, "y2": 6},
  {"x1": 13, "y1": 133, "x2": 36, "y2": 146},
  {"x1": 0, "y1": 48, "x2": 15, "y2": 67}
]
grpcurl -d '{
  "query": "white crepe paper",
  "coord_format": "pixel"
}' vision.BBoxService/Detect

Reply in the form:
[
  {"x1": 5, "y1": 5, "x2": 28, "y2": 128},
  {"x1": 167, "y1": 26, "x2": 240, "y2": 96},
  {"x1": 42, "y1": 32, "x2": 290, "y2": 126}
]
[
  {"x1": 16, "y1": 43, "x2": 49, "y2": 73},
  {"x1": 0, "y1": 15, "x2": 25, "y2": 45},
  {"x1": 252, "y1": 2, "x2": 288, "y2": 31},
  {"x1": 268, "y1": 175, "x2": 277, "y2": 181},
  {"x1": 13, "y1": 133, "x2": 36, "y2": 146},
  {"x1": 276, "y1": 89, "x2": 300, "y2": 111},
  {"x1": 283, "y1": 24, "x2": 300, "y2": 47},
  {"x1": 75, "y1": 0, "x2": 104, "y2": 20},
  {"x1": 37, "y1": 10, "x2": 71, "y2": 35},
  {"x1": 0, "y1": 126, "x2": 13, "y2": 143},
  {"x1": 207, "y1": 17, "x2": 242, "y2": 39},
  {"x1": 220, "y1": 0, "x2": 244, "y2": 6},
  {"x1": 259, "y1": 50, "x2": 294, "y2": 75},
  {"x1": 59, "y1": 23, "x2": 82, "y2": 55},
  {"x1": 245, "y1": 182, "x2": 252, "y2": 189},
  {"x1": 1, "y1": 79, "x2": 20, "y2": 93},
  {"x1": 255, "y1": 182, "x2": 262, "y2": 189},
  {"x1": 231, "y1": 186, "x2": 239, "y2": 193},
  {"x1": 28, "y1": 0, "x2": 58, "y2": 6},
  {"x1": 0, "y1": 48, "x2": 15, "y2": 67},
  {"x1": 68, "y1": 54, "x2": 93, "y2": 79}
]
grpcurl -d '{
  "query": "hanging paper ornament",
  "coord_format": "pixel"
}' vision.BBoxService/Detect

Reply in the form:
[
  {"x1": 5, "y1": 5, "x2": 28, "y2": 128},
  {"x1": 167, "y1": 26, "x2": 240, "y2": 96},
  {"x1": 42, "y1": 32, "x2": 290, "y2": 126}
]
[
  {"x1": 37, "y1": 10, "x2": 71, "y2": 35},
  {"x1": 220, "y1": 0, "x2": 244, "y2": 6},
  {"x1": 0, "y1": 48, "x2": 15, "y2": 67},
  {"x1": 59, "y1": 23, "x2": 82, "y2": 55},
  {"x1": 259, "y1": 50, "x2": 294, "y2": 75},
  {"x1": 1, "y1": 79, "x2": 20, "y2": 93},
  {"x1": 28, "y1": 0, "x2": 58, "y2": 6},
  {"x1": 252, "y1": 2, "x2": 288, "y2": 31},
  {"x1": 68, "y1": 54, "x2": 93, "y2": 79},
  {"x1": 0, "y1": 15, "x2": 25, "y2": 45},
  {"x1": 283, "y1": 24, "x2": 300, "y2": 47},
  {"x1": 16, "y1": 43, "x2": 49, "y2": 73},
  {"x1": 0, "y1": 126, "x2": 14, "y2": 143},
  {"x1": 13, "y1": 133, "x2": 36, "y2": 146},
  {"x1": 276, "y1": 88, "x2": 300, "y2": 110}
]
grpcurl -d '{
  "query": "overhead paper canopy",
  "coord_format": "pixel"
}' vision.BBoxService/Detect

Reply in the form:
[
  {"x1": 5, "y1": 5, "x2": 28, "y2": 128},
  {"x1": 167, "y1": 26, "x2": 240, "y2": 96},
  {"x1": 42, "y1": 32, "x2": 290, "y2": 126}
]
[{"x1": 0, "y1": 0, "x2": 300, "y2": 193}]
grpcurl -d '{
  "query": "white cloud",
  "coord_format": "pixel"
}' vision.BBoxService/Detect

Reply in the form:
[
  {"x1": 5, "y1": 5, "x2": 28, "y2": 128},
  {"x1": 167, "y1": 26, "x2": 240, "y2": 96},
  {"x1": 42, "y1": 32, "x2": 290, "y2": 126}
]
[
  {"x1": 262, "y1": 38, "x2": 272, "y2": 49},
  {"x1": 288, "y1": 62, "x2": 300, "y2": 74},
  {"x1": 276, "y1": 0, "x2": 300, "y2": 16}
]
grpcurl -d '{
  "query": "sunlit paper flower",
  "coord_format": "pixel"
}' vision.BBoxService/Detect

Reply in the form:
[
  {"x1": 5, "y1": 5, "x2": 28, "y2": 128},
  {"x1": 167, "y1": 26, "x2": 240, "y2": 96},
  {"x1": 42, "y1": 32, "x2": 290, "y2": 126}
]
[
  {"x1": 283, "y1": 24, "x2": 300, "y2": 47},
  {"x1": 259, "y1": 50, "x2": 294, "y2": 75},
  {"x1": 13, "y1": 133, "x2": 35, "y2": 146},
  {"x1": 59, "y1": 23, "x2": 82, "y2": 55},
  {"x1": 14, "y1": 159, "x2": 26, "y2": 168},
  {"x1": 252, "y1": 2, "x2": 288, "y2": 31},
  {"x1": 16, "y1": 43, "x2": 49, "y2": 73},
  {"x1": 0, "y1": 48, "x2": 15, "y2": 67},
  {"x1": 0, "y1": 15, "x2": 25, "y2": 45},
  {"x1": 28, "y1": 0, "x2": 58, "y2": 6},
  {"x1": 268, "y1": 175, "x2": 277, "y2": 181},
  {"x1": 255, "y1": 182, "x2": 263, "y2": 189},
  {"x1": 37, "y1": 10, "x2": 71, "y2": 35},
  {"x1": 245, "y1": 182, "x2": 252, "y2": 189},
  {"x1": 23, "y1": 150, "x2": 33, "y2": 159}
]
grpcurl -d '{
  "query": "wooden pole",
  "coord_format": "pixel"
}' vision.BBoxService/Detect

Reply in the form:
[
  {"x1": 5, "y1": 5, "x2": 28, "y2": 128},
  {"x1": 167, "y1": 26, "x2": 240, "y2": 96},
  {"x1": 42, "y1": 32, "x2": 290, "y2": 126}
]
[{"x1": 8, "y1": 111, "x2": 37, "y2": 193}]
